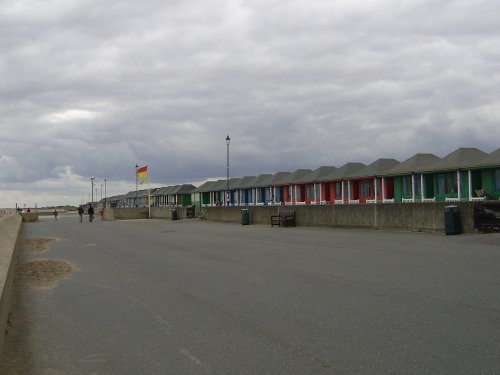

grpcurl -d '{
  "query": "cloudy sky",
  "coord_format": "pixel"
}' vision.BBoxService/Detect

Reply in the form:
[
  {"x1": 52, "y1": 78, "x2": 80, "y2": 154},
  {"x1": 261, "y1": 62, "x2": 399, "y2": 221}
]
[{"x1": 1, "y1": 0, "x2": 499, "y2": 207}]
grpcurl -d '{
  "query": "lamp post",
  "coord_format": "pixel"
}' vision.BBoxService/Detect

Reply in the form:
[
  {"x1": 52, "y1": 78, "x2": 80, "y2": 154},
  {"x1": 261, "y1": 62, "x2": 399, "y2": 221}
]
[
  {"x1": 91, "y1": 176, "x2": 95, "y2": 205},
  {"x1": 104, "y1": 179, "x2": 107, "y2": 208},
  {"x1": 225, "y1": 134, "x2": 230, "y2": 206},
  {"x1": 135, "y1": 164, "x2": 138, "y2": 207}
]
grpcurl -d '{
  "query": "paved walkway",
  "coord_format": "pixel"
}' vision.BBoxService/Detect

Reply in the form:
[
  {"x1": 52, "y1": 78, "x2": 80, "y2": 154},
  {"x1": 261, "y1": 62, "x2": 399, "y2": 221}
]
[{"x1": 1, "y1": 215, "x2": 499, "y2": 374}]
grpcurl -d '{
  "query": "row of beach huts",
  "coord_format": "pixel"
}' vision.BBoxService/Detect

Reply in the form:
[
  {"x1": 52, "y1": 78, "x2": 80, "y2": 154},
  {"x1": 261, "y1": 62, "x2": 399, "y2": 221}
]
[{"x1": 101, "y1": 147, "x2": 500, "y2": 209}]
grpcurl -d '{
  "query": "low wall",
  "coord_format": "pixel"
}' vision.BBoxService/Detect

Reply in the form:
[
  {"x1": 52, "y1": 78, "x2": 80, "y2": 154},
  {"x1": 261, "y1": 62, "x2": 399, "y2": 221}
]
[
  {"x1": 20, "y1": 212, "x2": 39, "y2": 222},
  {"x1": 105, "y1": 206, "x2": 197, "y2": 221},
  {"x1": 150, "y1": 207, "x2": 190, "y2": 220},
  {"x1": 105, "y1": 203, "x2": 474, "y2": 233},
  {"x1": 0, "y1": 214, "x2": 22, "y2": 355},
  {"x1": 201, "y1": 202, "x2": 475, "y2": 233},
  {"x1": 104, "y1": 208, "x2": 149, "y2": 220}
]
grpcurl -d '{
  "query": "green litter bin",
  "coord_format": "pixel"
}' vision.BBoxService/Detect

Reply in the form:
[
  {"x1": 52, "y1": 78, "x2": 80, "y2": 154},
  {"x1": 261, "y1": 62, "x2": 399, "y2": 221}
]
[
  {"x1": 241, "y1": 209, "x2": 249, "y2": 225},
  {"x1": 444, "y1": 205, "x2": 461, "y2": 235}
]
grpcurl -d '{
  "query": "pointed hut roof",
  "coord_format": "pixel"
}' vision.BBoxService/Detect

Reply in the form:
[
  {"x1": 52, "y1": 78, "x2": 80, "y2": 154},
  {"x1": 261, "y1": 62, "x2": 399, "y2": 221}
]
[
  {"x1": 192, "y1": 180, "x2": 218, "y2": 193},
  {"x1": 171, "y1": 184, "x2": 197, "y2": 194},
  {"x1": 382, "y1": 153, "x2": 440, "y2": 175},
  {"x1": 253, "y1": 174, "x2": 274, "y2": 187},
  {"x1": 465, "y1": 148, "x2": 500, "y2": 169},
  {"x1": 123, "y1": 190, "x2": 139, "y2": 199},
  {"x1": 136, "y1": 189, "x2": 155, "y2": 198},
  {"x1": 159, "y1": 185, "x2": 176, "y2": 195},
  {"x1": 107, "y1": 194, "x2": 125, "y2": 202},
  {"x1": 425, "y1": 147, "x2": 488, "y2": 172},
  {"x1": 232, "y1": 176, "x2": 257, "y2": 189},
  {"x1": 152, "y1": 186, "x2": 169, "y2": 196},
  {"x1": 279, "y1": 169, "x2": 313, "y2": 185},
  {"x1": 269, "y1": 172, "x2": 291, "y2": 185},
  {"x1": 352, "y1": 158, "x2": 400, "y2": 179},
  {"x1": 296, "y1": 166, "x2": 338, "y2": 183},
  {"x1": 331, "y1": 162, "x2": 367, "y2": 179},
  {"x1": 211, "y1": 177, "x2": 240, "y2": 190}
]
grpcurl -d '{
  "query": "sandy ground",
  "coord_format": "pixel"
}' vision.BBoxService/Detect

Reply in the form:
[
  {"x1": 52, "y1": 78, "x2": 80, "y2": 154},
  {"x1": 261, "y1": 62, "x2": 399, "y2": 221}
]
[{"x1": 0, "y1": 237, "x2": 76, "y2": 374}]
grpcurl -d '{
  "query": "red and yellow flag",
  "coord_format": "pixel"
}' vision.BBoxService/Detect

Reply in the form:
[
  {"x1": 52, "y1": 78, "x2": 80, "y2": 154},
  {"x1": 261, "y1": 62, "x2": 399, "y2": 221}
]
[{"x1": 136, "y1": 165, "x2": 148, "y2": 184}]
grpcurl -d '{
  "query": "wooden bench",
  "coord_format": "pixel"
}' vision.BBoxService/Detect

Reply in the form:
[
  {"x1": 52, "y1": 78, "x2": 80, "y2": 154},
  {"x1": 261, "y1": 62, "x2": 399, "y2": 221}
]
[{"x1": 271, "y1": 210, "x2": 296, "y2": 227}]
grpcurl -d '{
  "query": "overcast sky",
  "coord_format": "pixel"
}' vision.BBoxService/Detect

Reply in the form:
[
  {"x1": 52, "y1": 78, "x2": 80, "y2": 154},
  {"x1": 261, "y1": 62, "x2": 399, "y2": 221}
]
[{"x1": 1, "y1": 0, "x2": 499, "y2": 207}]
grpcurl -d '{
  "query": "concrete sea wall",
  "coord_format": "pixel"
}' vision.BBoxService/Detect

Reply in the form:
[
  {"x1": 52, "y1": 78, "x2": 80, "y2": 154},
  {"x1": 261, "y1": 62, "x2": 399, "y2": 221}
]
[
  {"x1": 106, "y1": 202, "x2": 474, "y2": 233},
  {"x1": 0, "y1": 214, "x2": 22, "y2": 355},
  {"x1": 105, "y1": 206, "x2": 196, "y2": 221},
  {"x1": 201, "y1": 202, "x2": 475, "y2": 233},
  {"x1": 19, "y1": 212, "x2": 39, "y2": 222}
]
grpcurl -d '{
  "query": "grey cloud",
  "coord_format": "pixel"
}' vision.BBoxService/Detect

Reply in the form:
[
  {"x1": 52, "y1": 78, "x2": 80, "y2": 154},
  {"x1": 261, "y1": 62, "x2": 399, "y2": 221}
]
[{"x1": 1, "y1": 0, "x2": 500, "y2": 206}]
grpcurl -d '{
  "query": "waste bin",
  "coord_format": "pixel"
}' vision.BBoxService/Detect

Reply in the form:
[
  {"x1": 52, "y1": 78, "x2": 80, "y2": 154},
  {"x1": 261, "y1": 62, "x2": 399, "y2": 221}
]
[
  {"x1": 444, "y1": 205, "x2": 461, "y2": 235},
  {"x1": 171, "y1": 208, "x2": 177, "y2": 221},
  {"x1": 241, "y1": 209, "x2": 249, "y2": 225},
  {"x1": 186, "y1": 205, "x2": 195, "y2": 219}
]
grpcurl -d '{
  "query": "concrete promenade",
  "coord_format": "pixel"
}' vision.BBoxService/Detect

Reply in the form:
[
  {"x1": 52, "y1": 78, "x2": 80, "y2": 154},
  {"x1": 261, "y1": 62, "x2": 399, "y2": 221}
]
[{"x1": 1, "y1": 215, "x2": 499, "y2": 374}]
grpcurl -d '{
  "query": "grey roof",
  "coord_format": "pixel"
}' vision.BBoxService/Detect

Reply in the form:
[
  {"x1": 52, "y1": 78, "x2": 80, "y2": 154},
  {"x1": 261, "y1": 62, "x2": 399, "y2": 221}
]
[
  {"x1": 297, "y1": 166, "x2": 338, "y2": 183},
  {"x1": 210, "y1": 179, "x2": 227, "y2": 191},
  {"x1": 331, "y1": 162, "x2": 367, "y2": 179},
  {"x1": 229, "y1": 177, "x2": 241, "y2": 190},
  {"x1": 467, "y1": 148, "x2": 500, "y2": 168},
  {"x1": 170, "y1": 184, "x2": 196, "y2": 194},
  {"x1": 106, "y1": 194, "x2": 125, "y2": 202},
  {"x1": 130, "y1": 189, "x2": 155, "y2": 198},
  {"x1": 211, "y1": 178, "x2": 240, "y2": 191},
  {"x1": 232, "y1": 176, "x2": 257, "y2": 189},
  {"x1": 253, "y1": 174, "x2": 274, "y2": 187},
  {"x1": 424, "y1": 147, "x2": 487, "y2": 172},
  {"x1": 152, "y1": 186, "x2": 170, "y2": 196},
  {"x1": 192, "y1": 180, "x2": 219, "y2": 193},
  {"x1": 122, "y1": 190, "x2": 139, "y2": 199},
  {"x1": 269, "y1": 172, "x2": 291, "y2": 185},
  {"x1": 279, "y1": 169, "x2": 313, "y2": 185},
  {"x1": 154, "y1": 186, "x2": 177, "y2": 195},
  {"x1": 167, "y1": 185, "x2": 180, "y2": 194},
  {"x1": 382, "y1": 153, "x2": 440, "y2": 175},
  {"x1": 351, "y1": 158, "x2": 400, "y2": 179}
]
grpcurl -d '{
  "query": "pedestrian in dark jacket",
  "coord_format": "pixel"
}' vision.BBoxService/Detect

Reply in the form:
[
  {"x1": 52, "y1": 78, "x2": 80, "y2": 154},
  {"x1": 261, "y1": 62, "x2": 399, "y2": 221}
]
[{"x1": 88, "y1": 205, "x2": 94, "y2": 222}]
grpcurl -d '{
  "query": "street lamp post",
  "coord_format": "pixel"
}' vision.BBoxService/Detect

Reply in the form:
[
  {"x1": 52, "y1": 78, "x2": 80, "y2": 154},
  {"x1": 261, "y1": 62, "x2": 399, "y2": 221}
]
[
  {"x1": 104, "y1": 179, "x2": 107, "y2": 208},
  {"x1": 91, "y1": 176, "x2": 95, "y2": 205},
  {"x1": 135, "y1": 164, "x2": 138, "y2": 207},
  {"x1": 226, "y1": 134, "x2": 230, "y2": 206}
]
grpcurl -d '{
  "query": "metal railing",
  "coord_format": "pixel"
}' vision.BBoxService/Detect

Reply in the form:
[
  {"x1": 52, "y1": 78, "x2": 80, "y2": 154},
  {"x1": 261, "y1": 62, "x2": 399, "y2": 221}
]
[{"x1": 474, "y1": 201, "x2": 500, "y2": 231}]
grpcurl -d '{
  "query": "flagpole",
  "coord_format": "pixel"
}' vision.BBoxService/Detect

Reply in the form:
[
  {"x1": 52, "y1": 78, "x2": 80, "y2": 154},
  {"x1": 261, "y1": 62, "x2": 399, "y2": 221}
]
[{"x1": 148, "y1": 164, "x2": 151, "y2": 219}]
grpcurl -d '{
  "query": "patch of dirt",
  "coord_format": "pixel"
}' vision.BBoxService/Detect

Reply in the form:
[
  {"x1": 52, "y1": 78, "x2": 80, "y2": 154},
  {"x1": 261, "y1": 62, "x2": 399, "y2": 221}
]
[
  {"x1": 22, "y1": 237, "x2": 59, "y2": 253},
  {"x1": 14, "y1": 259, "x2": 76, "y2": 289}
]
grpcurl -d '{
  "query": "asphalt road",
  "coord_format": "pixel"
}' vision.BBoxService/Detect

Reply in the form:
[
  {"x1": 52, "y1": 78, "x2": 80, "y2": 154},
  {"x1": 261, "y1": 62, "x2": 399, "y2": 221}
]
[{"x1": 2, "y1": 215, "x2": 500, "y2": 374}]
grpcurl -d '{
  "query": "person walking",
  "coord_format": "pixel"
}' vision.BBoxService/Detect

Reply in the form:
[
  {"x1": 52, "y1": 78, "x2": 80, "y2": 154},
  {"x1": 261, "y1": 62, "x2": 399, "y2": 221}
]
[
  {"x1": 77, "y1": 206, "x2": 84, "y2": 223},
  {"x1": 88, "y1": 204, "x2": 94, "y2": 222},
  {"x1": 53, "y1": 209, "x2": 58, "y2": 221}
]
